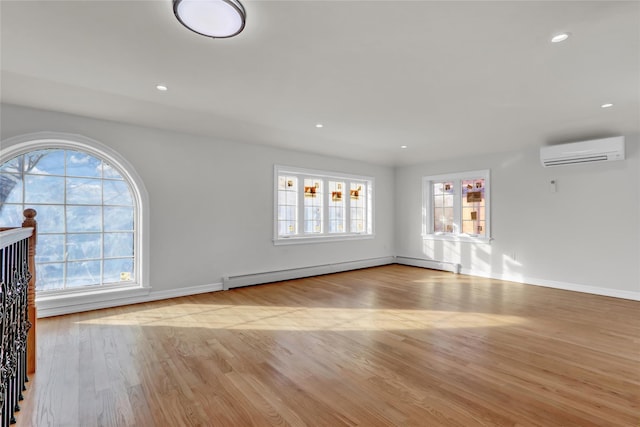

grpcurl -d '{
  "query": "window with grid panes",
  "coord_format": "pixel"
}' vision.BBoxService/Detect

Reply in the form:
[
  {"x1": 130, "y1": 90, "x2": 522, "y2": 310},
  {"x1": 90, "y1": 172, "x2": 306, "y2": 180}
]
[
  {"x1": 423, "y1": 170, "x2": 490, "y2": 241},
  {"x1": 0, "y1": 146, "x2": 140, "y2": 292},
  {"x1": 275, "y1": 166, "x2": 373, "y2": 244}
]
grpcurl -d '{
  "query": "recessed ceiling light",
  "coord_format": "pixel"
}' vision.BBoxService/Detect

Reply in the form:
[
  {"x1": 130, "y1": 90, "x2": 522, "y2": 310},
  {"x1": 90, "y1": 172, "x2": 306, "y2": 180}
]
[
  {"x1": 156, "y1": 84, "x2": 168, "y2": 91},
  {"x1": 315, "y1": 124, "x2": 324, "y2": 128},
  {"x1": 400, "y1": 145, "x2": 408, "y2": 149},
  {"x1": 601, "y1": 103, "x2": 614, "y2": 108},
  {"x1": 551, "y1": 33, "x2": 570, "y2": 43}
]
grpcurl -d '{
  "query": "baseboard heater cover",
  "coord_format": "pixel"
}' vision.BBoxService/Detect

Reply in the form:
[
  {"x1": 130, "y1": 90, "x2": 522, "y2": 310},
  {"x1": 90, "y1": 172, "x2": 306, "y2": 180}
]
[
  {"x1": 222, "y1": 256, "x2": 395, "y2": 290},
  {"x1": 395, "y1": 256, "x2": 461, "y2": 274}
]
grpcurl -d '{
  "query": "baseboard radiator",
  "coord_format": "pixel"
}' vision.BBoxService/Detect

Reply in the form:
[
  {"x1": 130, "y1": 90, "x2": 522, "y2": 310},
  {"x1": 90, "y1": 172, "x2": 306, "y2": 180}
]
[
  {"x1": 222, "y1": 256, "x2": 395, "y2": 290},
  {"x1": 395, "y1": 256, "x2": 461, "y2": 274}
]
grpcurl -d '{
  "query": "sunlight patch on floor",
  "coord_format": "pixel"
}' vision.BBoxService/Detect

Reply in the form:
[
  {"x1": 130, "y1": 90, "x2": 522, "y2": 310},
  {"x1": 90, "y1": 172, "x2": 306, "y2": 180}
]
[{"x1": 76, "y1": 304, "x2": 525, "y2": 331}]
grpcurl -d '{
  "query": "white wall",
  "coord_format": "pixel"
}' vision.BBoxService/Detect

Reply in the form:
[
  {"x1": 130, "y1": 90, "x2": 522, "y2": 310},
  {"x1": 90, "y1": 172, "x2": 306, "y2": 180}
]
[
  {"x1": 395, "y1": 139, "x2": 640, "y2": 299},
  {"x1": 2, "y1": 103, "x2": 638, "y2": 306},
  {"x1": 1, "y1": 104, "x2": 395, "y2": 295}
]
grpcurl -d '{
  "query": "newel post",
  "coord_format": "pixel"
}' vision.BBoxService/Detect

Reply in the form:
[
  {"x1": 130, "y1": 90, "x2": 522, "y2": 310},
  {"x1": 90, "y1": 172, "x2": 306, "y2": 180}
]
[{"x1": 22, "y1": 208, "x2": 37, "y2": 374}]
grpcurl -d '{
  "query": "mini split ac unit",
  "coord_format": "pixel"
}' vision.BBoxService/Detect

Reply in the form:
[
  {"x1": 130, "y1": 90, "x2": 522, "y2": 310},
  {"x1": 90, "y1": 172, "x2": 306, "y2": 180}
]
[{"x1": 540, "y1": 136, "x2": 625, "y2": 167}]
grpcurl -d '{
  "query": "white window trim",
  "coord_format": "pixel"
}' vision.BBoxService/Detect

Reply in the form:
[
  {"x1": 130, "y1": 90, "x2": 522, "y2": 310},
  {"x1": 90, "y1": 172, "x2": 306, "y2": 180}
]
[
  {"x1": 274, "y1": 165, "x2": 374, "y2": 245},
  {"x1": 0, "y1": 132, "x2": 150, "y2": 297},
  {"x1": 422, "y1": 169, "x2": 492, "y2": 243}
]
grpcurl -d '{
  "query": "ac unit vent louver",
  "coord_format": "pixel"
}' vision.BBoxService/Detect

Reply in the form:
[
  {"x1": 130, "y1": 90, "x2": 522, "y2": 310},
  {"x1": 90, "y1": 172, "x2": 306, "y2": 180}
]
[{"x1": 540, "y1": 136, "x2": 625, "y2": 167}]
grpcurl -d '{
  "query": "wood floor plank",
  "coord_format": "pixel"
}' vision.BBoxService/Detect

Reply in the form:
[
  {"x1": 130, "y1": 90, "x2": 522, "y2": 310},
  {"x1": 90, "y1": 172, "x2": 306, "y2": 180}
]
[{"x1": 15, "y1": 265, "x2": 640, "y2": 426}]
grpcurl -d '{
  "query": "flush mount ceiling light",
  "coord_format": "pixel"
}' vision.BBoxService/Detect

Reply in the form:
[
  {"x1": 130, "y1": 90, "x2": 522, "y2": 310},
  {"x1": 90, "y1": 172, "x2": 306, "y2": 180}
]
[
  {"x1": 601, "y1": 103, "x2": 614, "y2": 108},
  {"x1": 173, "y1": 0, "x2": 246, "y2": 38},
  {"x1": 551, "y1": 32, "x2": 570, "y2": 43}
]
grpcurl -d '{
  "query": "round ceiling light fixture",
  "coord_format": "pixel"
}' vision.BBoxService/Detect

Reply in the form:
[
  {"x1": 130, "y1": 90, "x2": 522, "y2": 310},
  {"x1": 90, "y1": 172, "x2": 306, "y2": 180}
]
[
  {"x1": 173, "y1": 0, "x2": 246, "y2": 39},
  {"x1": 551, "y1": 32, "x2": 570, "y2": 43}
]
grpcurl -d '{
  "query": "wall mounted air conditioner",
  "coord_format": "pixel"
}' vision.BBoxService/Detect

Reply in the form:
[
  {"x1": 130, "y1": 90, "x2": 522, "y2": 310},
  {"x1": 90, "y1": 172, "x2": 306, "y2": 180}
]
[{"x1": 540, "y1": 136, "x2": 625, "y2": 167}]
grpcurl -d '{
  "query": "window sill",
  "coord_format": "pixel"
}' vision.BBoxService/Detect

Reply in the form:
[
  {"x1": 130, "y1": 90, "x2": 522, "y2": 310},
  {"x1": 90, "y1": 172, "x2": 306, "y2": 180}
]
[
  {"x1": 36, "y1": 283, "x2": 151, "y2": 317},
  {"x1": 422, "y1": 234, "x2": 492, "y2": 244},
  {"x1": 274, "y1": 234, "x2": 374, "y2": 245}
]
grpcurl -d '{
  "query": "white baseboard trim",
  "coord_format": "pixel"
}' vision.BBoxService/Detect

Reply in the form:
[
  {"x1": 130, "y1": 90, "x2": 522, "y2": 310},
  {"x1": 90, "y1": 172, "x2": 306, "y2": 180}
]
[
  {"x1": 223, "y1": 256, "x2": 396, "y2": 290},
  {"x1": 395, "y1": 256, "x2": 461, "y2": 274},
  {"x1": 37, "y1": 256, "x2": 637, "y2": 317},
  {"x1": 37, "y1": 282, "x2": 223, "y2": 318},
  {"x1": 394, "y1": 257, "x2": 639, "y2": 301},
  {"x1": 457, "y1": 267, "x2": 640, "y2": 301},
  {"x1": 524, "y1": 277, "x2": 640, "y2": 301},
  {"x1": 36, "y1": 256, "x2": 396, "y2": 317}
]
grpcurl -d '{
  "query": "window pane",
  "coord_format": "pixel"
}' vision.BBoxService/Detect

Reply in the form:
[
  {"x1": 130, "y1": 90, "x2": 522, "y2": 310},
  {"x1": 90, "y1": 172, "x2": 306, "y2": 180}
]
[
  {"x1": 462, "y1": 219, "x2": 486, "y2": 235},
  {"x1": 37, "y1": 263, "x2": 65, "y2": 291},
  {"x1": 36, "y1": 234, "x2": 65, "y2": 263},
  {"x1": 279, "y1": 220, "x2": 296, "y2": 235},
  {"x1": 104, "y1": 180, "x2": 133, "y2": 206},
  {"x1": 35, "y1": 204, "x2": 65, "y2": 233},
  {"x1": 67, "y1": 177, "x2": 102, "y2": 205},
  {"x1": 104, "y1": 232, "x2": 134, "y2": 258},
  {"x1": 104, "y1": 207, "x2": 134, "y2": 231},
  {"x1": 304, "y1": 178, "x2": 322, "y2": 234},
  {"x1": 0, "y1": 173, "x2": 23, "y2": 203},
  {"x1": 444, "y1": 194, "x2": 454, "y2": 207},
  {"x1": 25, "y1": 150, "x2": 65, "y2": 175},
  {"x1": 0, "y1": 203, "x2": 23, "y2": 227},
  {"x1": 66, "y1": 151, "x2": 101, "y2": 177},
  {"x1": 434, "y1": 208, "x2": 444, "y2": 233},
  {"x1": 102, "y1": 163, "x2": 124, "y2": 180},
  {"x1": 432, "y1": 181, "x2": 453, "y2": 233},
  {"x1": 66, "y1": 260, "x2": 101, "y2": 287},
  {"x1": 476, "y1": 221, "x2": 486, "y2": 235},
  {"x1": 103, "y1": 258, "x2": 134, "y2": 284},
  {"x1": 25, "y1": 175, "x2": 64, "y2": 204},
  {"x1": 67, "y1": 233, "x2": 102, "y2": 260},
  {"x1": 434, "y1": 195, "x2": 443, "y2": 208},
  {"x1": 277, "y1": 175, "x2": 297, "y2": 236},
  {"x1": 462, "y1": 179, "x2": 485, "y2": 236},
  {"x1": 350, "y1": 182, "x2": 366, "y2": 233},
  {"x1": 434, "y1": 205, "x2": 454, "y2": 233},
  {"x1": 67, "y1": 206, "x2": 102, "y2": 232},
  {"x1": 0, "y1": 157, "x2": 20, "y2": 173},
  {"x1": 444, "y1": 207, "x2": 454, "y2": 232},
  {"x1": 328, "y1": 181, "x2": 345, "y2": 234}
]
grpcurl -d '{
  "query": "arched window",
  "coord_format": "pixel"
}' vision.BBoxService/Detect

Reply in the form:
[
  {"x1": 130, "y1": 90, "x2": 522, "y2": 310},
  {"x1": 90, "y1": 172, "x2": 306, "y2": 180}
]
[{"x1": 0, "y1": 133, "x2": 148, "y2": 294}]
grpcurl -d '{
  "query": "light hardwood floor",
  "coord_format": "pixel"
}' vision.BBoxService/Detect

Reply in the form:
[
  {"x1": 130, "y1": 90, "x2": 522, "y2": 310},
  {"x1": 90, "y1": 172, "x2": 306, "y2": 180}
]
[{"x1": 16, "y1": 265, "x2": 640, "y2": 426}]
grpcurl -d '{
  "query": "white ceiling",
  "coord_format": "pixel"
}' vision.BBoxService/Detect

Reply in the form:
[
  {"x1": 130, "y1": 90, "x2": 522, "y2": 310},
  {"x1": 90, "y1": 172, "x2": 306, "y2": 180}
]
[{"x1": 1, "y1": 1, "x2": 638, "y2": 166}]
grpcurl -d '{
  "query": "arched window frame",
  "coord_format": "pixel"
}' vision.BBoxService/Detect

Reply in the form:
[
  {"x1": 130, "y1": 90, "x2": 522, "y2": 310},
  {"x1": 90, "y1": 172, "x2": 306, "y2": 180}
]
[{"x1": 0, "y1": 132, "x2": 150, "y2": 301}]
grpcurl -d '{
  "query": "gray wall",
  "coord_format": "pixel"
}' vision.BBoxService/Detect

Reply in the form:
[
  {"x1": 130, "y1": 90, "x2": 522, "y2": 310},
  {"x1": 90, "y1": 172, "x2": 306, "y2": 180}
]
[
  {"x1": 1, "y1": 104, "x2": 396, "y2": 292},
  {"x1": 395, "y1": 141, "x2": 639, "y2": 296}
]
